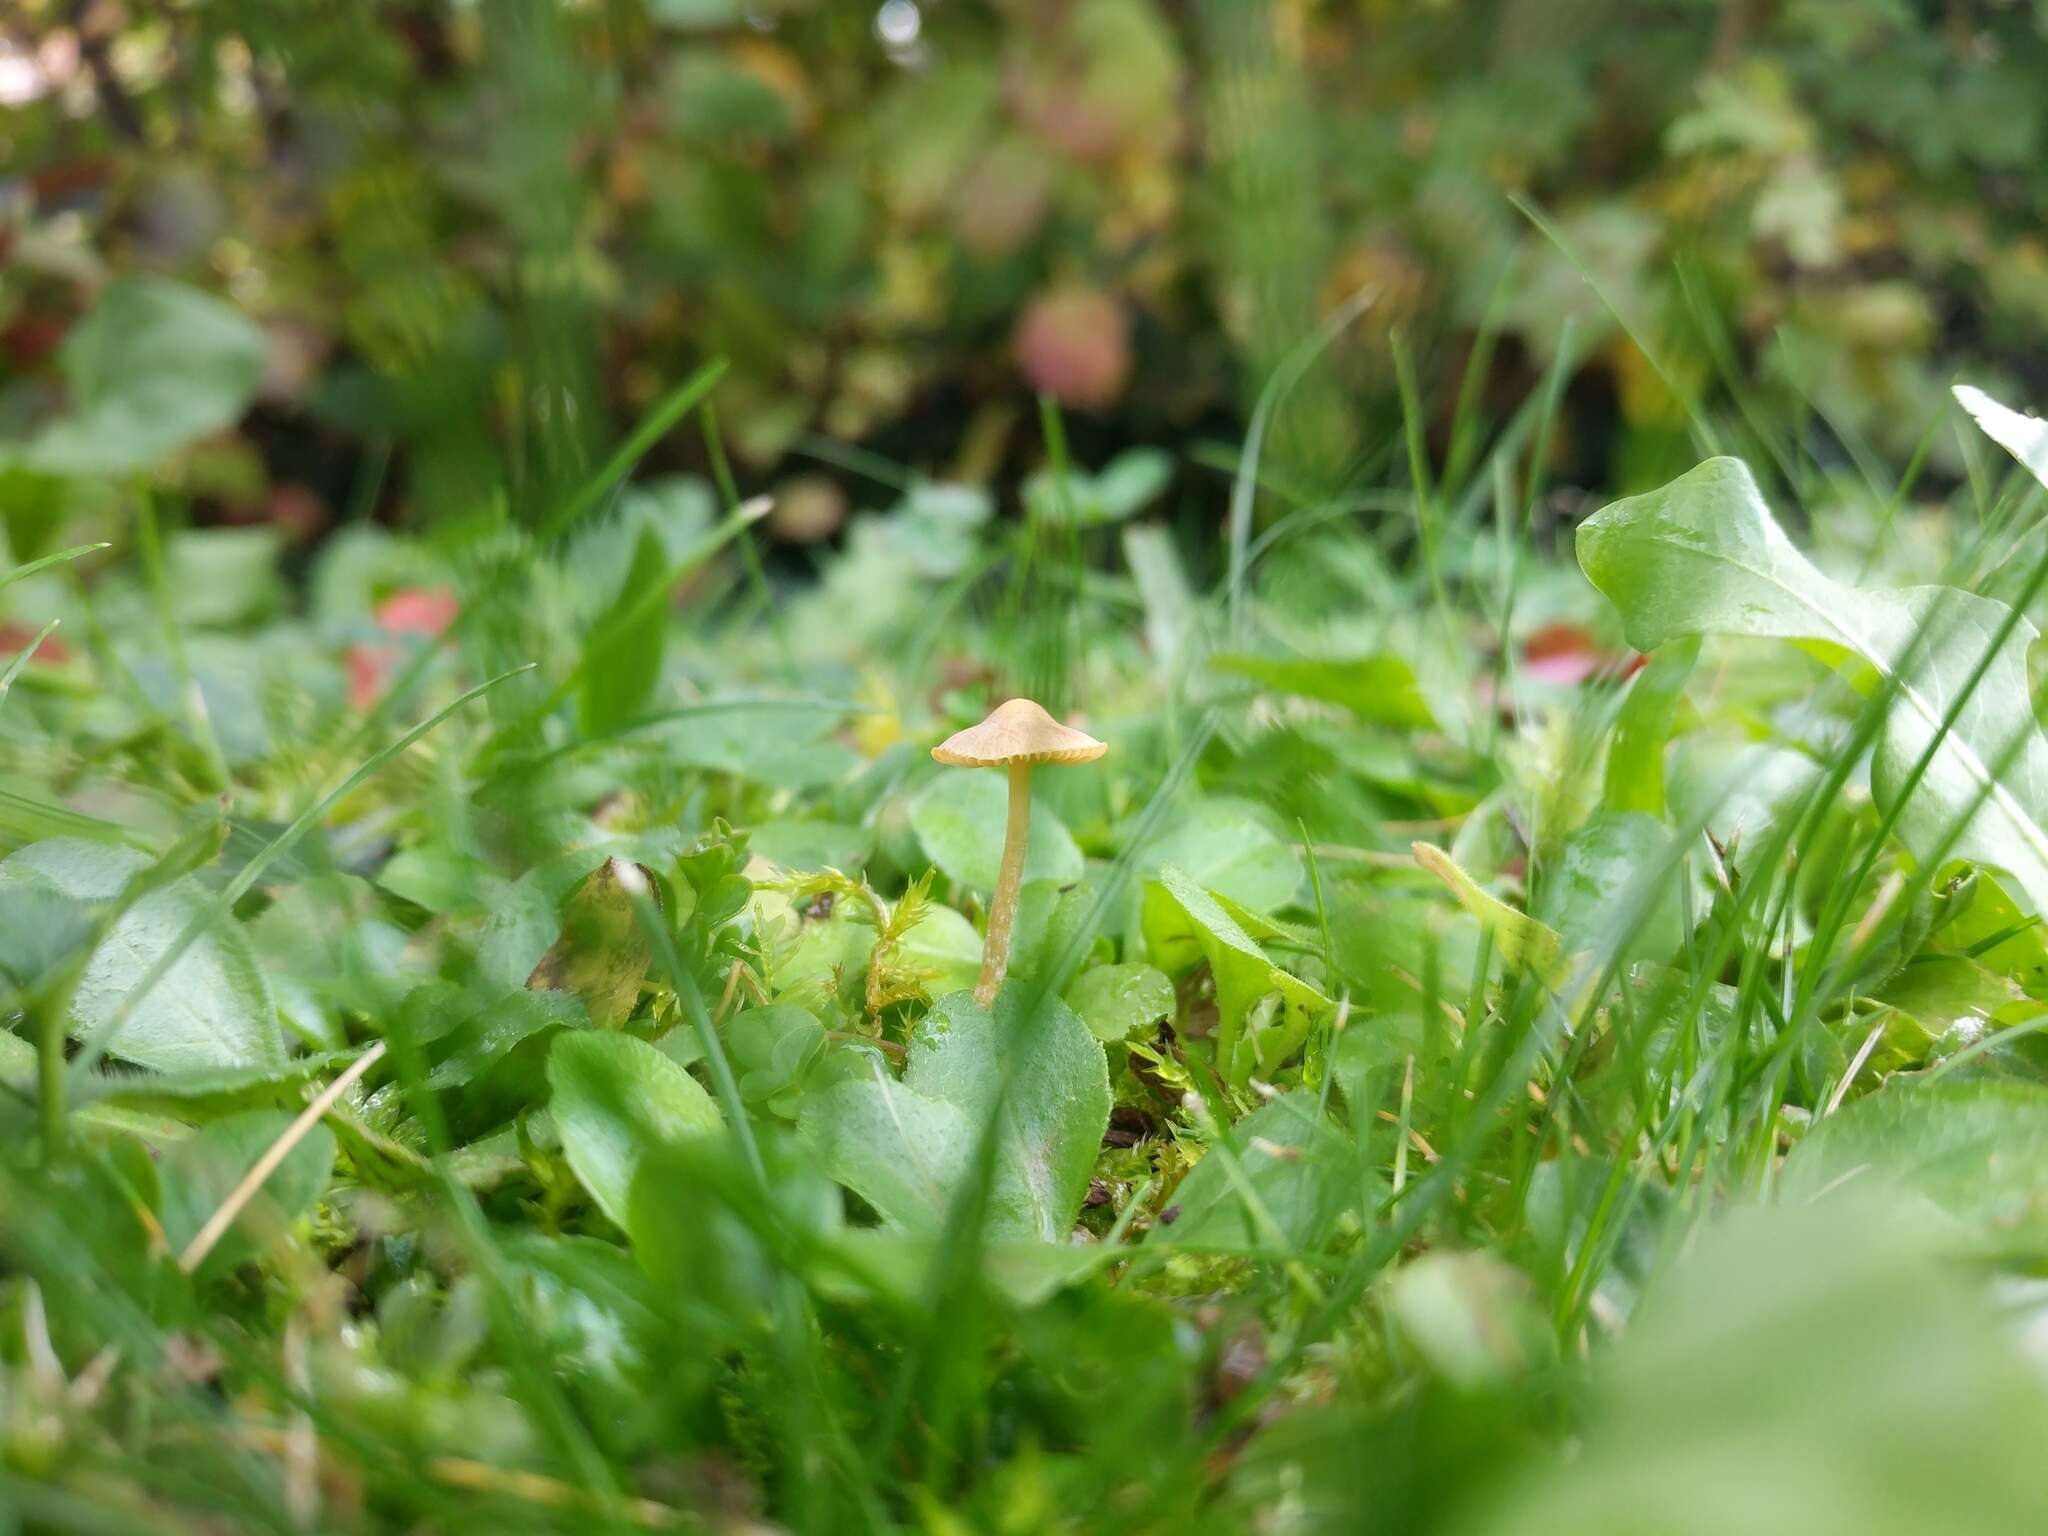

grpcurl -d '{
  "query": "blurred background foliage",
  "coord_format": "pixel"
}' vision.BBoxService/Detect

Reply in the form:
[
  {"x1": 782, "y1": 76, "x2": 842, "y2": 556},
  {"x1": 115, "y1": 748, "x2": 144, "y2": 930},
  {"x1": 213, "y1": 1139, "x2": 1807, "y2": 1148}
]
[{"x1": 4, "y1": 0, "x2": 2048, "y2": 544}]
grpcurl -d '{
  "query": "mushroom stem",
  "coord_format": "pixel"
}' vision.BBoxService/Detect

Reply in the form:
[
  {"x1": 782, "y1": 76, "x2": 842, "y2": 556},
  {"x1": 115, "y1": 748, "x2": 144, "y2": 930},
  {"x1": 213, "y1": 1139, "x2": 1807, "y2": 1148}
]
[{"x1": 977, "y1": 759, "x2": 1034, "y2": 1006}]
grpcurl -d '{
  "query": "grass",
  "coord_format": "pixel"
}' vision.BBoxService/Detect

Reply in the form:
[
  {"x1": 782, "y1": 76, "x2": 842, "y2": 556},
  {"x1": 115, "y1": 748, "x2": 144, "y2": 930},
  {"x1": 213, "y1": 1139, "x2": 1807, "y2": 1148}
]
[{"x1": 4, "y1": 325, "x2": 2048, "y2": 1536}]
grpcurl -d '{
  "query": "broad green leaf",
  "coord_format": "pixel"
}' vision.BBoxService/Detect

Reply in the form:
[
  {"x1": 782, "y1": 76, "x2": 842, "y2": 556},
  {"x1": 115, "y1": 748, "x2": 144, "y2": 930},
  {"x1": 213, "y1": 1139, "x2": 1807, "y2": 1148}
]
[
  {"x1": 823, "y1": 1226, "x2": 1121, "y2": 1311},
  {"x1": 425, "y1": 989, "x2": 581, "y2": 1091},
  {"x1": 1954, "y1": 384, "x2": 2048, "y2": 490},
  {"x1": 28, "y1": 277, "x2": 267, "y2": 476},
  {"x1": 1132, "y1": 797, "x2": 1303, "y2": 912},
  {"x1": 157, "y1": 1110, "x2": 335, "y2": 1277},
  {"x1": 761, "y1": 896, "x2": 872, "y2": 1002},
  {"x1": 1783, "y1": 1080, "x2": 2048, "y2": 1256},
  {"x1": 896, "y1": 902, "x2": 983, "y2": 997},
  {"x1": 1150, "y1": 1091, "x2": 1353, "y2": 1253},
  {"x1": 726, "y1": 1002, "x2": 826, "y2": 1113},
  {"x1": 652, "y1": 699, "x2": 860, "y2": 789},
  {"x1": 478, "y1": 841, "x2": 681, "y2": 990},
  {"x1": 377, "y1": 846, "x2": 506, "y2": 917},
  {"x1": 1006, "y1": 876, "x2": 1107, "y2": 987},
  {"x1": 498, "y1": 1232, "x2": 672, "y2": 1395},
  {"x1": 893, "y1": 482, "x2": 991, "y2": 577},
  {"x1": 1458, "y1": 1198, "x2": 2048, "y2": 1535},
  {"x1": 1603, "y1": 636, "x2": 1698, "y2": 816},
  {"x1": 547, "y1": 1030, "x2": 721, "y2": 1234},
  {"x1": 799, "y1": 1071, "x2": 977, "y2": 1233},
  {"x1": 1142, "y1": 864, "x2": 1330, "y2": 1085},
  {"x1": 1412, "y1": 841, "x2": 1567, "y2": 986},
  {"x1": 1936, "y1": 870, "x2": 2048, "y2": 991},
  {"x1": 802, "y1": 987, "x2": 1110, "y2": 1242},
  {"x1": 0, "y1": 839, "x2": 284, "y2": 1074},
  {"x1": 524, "y1": 858, "x2": 654, "y2": 1029},
  {"x1": 1668, "y1": 737, "x2": 1823, "y2": 885},
  {"x1": 1580, "y1": 456, "x2": 2048, "y2": 916},
  {"x1": 1065, "y1": 962, "x2": 1175, "y2": 1042},
  {"x1": 0, "y1": 865, "x2": 95, "y2": 995},
  {"x1": 1871, "y1": 955, "x2": 2028, "y2": 1035},
  {"x1": 165, "y1": 527, "x2": 285, "y2": 628},
  {"x1": 1211, "y1": 651, "x2": 1434, "y2": 728},
  {"x1": 909, "y1": 772, "x2": 1083, "y2": 892},
  {"x1": 1543, "y1": 811, "x2": 1686, "y2": 961},
  {"x1": 902, "y1": 989, "x2": 1110, "y2": 1242},
  {"x1": 749, "y1": 818, "x2": 870, "y2": 874}
]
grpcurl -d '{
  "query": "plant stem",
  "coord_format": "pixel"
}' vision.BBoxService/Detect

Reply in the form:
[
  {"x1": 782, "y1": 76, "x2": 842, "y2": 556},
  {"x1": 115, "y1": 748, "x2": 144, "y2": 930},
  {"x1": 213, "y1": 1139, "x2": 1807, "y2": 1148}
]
[{"x1": 976, "y1": 761, "x2": 1034, "y2": 1006}]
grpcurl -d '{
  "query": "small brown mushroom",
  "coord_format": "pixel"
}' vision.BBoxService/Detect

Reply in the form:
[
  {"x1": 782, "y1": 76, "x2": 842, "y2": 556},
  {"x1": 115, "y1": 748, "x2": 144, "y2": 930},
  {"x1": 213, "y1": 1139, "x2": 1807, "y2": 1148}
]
[{"x1": 931, "y1": 698, "x2": 1107, "y2": 1006}]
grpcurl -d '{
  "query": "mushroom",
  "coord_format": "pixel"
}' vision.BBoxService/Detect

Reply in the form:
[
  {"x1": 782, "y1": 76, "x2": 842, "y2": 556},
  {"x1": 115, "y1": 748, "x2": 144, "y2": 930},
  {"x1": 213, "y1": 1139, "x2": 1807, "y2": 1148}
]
[{"x1": 931, "y1": 698, "x2": 1107, "y2": 1006}]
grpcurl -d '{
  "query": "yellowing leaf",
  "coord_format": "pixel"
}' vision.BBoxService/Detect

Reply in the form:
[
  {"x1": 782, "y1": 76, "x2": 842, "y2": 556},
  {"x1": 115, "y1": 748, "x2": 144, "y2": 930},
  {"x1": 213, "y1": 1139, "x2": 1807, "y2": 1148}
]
[{"x1": 1411, "y1": 842, "x2": 1567, "y2": 987}]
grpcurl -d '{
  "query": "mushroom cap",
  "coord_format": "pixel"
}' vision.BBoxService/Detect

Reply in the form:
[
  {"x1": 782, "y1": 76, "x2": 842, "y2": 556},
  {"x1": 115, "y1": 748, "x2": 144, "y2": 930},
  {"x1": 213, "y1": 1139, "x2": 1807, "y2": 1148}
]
[{"x1": 931, "y1": 697, "x2": 1108, "y2": 768}]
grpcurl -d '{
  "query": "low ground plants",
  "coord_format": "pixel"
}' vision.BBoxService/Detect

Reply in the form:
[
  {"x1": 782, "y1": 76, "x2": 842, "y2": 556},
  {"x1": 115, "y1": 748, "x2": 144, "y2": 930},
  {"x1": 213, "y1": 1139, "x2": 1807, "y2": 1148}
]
[{"x1": 4, "y1": 277, "x2": 2048, "y2": 1532}]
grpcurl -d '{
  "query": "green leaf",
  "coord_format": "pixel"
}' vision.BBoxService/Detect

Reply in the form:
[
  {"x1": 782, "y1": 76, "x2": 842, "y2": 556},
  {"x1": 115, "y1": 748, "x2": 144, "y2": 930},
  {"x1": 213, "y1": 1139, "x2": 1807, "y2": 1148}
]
[
  {"x1": 801, "y1": 987, "x2": 1110, "y2": 1242},
  {"x1": 895, "y1": 902, "x2": 983, "y2": 998},
  {"x1": 1603, "y1": 636, "x2": 1698, "y2": 817},
  {"x1": 547, "y1": 1030, "x2": 721, "y2": 1234},
  {"x1": 1142, "y1": 865, "x2": 1330, "y2": 1086},
  {"x1": 29, "y1": 278, "x2": 267, "y2": 476},
  {"x1": 902, "y1": 989, "x2": 1111, "y2": 1242},
  {"x1": 909, "y1": 772, "x2": 1083, "y2": 892},
  {"x1": 425, "y1": 989, "x2": 581, "y2": 1092},
  {"x1": 1024, "y1": 448, "x2": 1172, "y2": 526},
  {"x1": 1132, "y1": 798, "x2": 1303, "y2": 912},
  {"x1": 749, "y1": 818, "x2": 870, "y2": 874},
  {"x1": 1544, "y1": 811, "x2": 1686, "y2": 961},
  {"x1": 1579, "y1": 456, "x2": 2048, "y2": 916},
  {"x1": 1124, "y1": 524, "x2": 1199, "y2": 676},
  {"x1": 1871, "y1": 955, "x2": 2028, "y2": 1035},
  {"x1": 1150, "y1": 1091, "x2": 1352, "y2": 1253},
  {"x1": 1783, "y1": 1080, "x2": 2048, "y2": 1256},
  {"x1": 158, "y1": 1110, "x2": 335, "y2": 1277},
  {"x1": 0, "y1": 839, "x2": 284, "y2": 1074},
  {"x1": 727, "y1": 1003, "x2": 826, "y2": 1113},
  {"x1": 1006, "y1": 877, "x2": 1099, "y2": 986},
  {"x1": 565, "y1": 474, "x2": 716, "y2": 616},
  {"x1": 165, "y1": 527, "x2": 286, "y2": 629},
  {"x1": 799, "y1": 1071, "x2": 977, "y2": 1233},
  {"x1": 1458, "y1": 1197, "x2": 2048, "y2": 1535},
  {"x1": 650, "y1": 699, "x2": 860, "y2": 789},
  {"x1": 1064, "y1": 962, "x2": 1175, "y2": 1042},
  {"x1": 1211, "y1": 651, "x2": 1434, "y2": 728},
  {"x1": 578, "y1": 526, "x2": 668, "y2": 738}
]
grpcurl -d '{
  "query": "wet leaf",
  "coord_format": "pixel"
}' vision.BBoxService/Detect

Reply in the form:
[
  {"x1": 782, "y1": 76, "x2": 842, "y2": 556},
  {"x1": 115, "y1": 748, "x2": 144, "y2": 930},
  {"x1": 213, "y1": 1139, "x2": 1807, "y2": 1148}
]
[
  {"x1": 548, "y1": 1030, "x2": 721, "y2": 1235},
  {"x1": 0, "y1": 838, "x2": 284, "y2": 1074},
  {"x1": 1064, "y1": 962, "x2": 1175, "y2": 1042}
]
